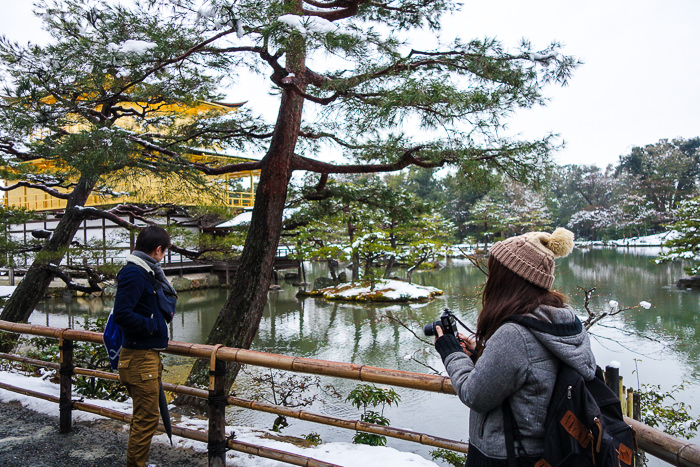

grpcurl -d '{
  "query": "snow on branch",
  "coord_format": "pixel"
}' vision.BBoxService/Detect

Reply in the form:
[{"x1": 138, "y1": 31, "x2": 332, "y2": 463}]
[
  {"x1": 0, "y1": 140, "x2": 40, "y2": 162},
  {"x1": 107, "y1": 40, "x2": 157, "y2": 55},
  {"x1": 278, "y1": 14, "x2": 338, "y2": 37},
  {"x1": 578, "y1": 286, "x2": 652, "y2": 330},
  {"x1": 0, "y1": 181, "x2": 71, "y2": 199}
]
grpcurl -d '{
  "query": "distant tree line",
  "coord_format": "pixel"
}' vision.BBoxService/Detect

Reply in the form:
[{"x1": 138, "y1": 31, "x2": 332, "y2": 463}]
[{"x1": 296, "y1": 136, "x2": 700, "y2": 245}]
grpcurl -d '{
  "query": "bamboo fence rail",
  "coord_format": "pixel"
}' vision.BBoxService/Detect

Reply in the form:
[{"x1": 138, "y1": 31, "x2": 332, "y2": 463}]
[
  {"x1": 2, "y1": 319, "x2": 700, "y2": 466},
  {"x1": 0, "y1": 352, "x2": 471, "y2": 454},
  {"x1": 0, "y1": 321, "x2": 456, "y2": 394},
  {"x1": 0, "y1": 380, "x2": 340, "y2": 467}
]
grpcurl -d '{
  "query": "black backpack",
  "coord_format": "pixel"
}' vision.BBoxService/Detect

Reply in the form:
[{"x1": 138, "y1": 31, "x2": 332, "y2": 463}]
[{"x1": 503, "y1": 326, "x2": 636, "y2": 467}]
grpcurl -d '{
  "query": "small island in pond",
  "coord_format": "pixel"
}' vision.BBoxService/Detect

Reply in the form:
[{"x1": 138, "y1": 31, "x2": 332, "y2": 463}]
[{"x1": 298, "y1": 279, "x2": 443, "y2": 302}]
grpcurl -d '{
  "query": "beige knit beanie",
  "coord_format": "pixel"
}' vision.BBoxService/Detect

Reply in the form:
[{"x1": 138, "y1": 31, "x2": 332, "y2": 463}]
[{"x1": 489, "y1": 228, "x2": 575, "y2": 289}]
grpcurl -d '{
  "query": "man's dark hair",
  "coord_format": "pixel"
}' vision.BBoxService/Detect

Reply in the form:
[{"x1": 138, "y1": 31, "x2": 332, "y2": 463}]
[{"x1": 134, "y1": 226, "x2": 171, "y2": 254}]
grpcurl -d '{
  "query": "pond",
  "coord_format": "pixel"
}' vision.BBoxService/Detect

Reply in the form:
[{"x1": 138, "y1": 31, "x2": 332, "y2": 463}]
[{"x1": 31, "y1": 247, "x2": 700, "y2": 465}]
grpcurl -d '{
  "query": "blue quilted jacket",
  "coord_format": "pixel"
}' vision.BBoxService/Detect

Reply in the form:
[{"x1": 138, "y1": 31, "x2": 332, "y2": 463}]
[{"x1": 112, "y1": 263, "x2": 169, "y2": 350}]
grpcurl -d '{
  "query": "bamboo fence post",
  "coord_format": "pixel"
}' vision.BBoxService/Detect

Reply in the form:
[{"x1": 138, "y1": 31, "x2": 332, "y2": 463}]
[
  {"x1": 633, "y1": 392, "x2": 644, "y2": 467},
  {"x1": 626, "y1": 388, "x2": 634, "y2": 418},
  {"x1": 59, "y1": 333, "x2": 74, "y2": 434},
  {"x1": 208, "y1": 345, "x2": 226, "y2": 467},
  {"x1": 619, "y1": 376, "x2": 625, "y2": 412}
]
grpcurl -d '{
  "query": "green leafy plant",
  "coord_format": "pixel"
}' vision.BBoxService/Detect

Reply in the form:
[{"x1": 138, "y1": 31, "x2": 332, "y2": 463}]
[
  {"x1": 303, "y1": 432, "x2": 323, "y2": 446},
  {"x1": 430, "y1": 447, "x2": 468, "y2": 467},
  {"x1": 246, "y1": 368, "x2": 340, "y2": 432},
  {"x1": 23, "y1": 316, "x2": 128, "y2": 401},
  {"x1": 346, "y1": 384, "x2": 401, "y2": 446},
  {"x1": 639, "y1": 382, "x2": 700, "y2": 439}
]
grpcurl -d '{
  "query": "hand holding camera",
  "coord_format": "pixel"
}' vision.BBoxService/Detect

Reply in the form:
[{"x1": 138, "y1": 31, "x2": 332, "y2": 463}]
[{"x1": 425, "y1": 309, "x2": 475, "y2": 355}]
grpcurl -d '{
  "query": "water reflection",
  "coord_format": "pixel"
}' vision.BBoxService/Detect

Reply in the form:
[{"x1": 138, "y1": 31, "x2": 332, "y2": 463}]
[{"x1": 30, "y1": 249, "x2": 700, "y2": 458}]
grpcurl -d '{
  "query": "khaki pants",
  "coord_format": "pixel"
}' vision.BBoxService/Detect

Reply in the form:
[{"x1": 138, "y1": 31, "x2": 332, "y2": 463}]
[{"x1": 118, "y1": 348, "x2": 162, "y2": 467}]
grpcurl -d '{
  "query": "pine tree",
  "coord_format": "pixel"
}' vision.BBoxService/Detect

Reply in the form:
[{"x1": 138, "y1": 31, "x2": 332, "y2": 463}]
[
  {"x1": 2, "y1": 1, "x2": 580, "y2": 393},
  {"x1": 0, "y1": 0, "x2": 259, "y2": 331},
  {"x1": 177, "y1": 0, "x2": 581, "y2": 394}
]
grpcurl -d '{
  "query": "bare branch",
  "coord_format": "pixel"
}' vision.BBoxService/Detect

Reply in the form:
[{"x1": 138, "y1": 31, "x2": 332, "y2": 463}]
[
  {"x1": 463, "y1": 251, "x2": 488, "y2": 276},
  {"x1": 44, "y1": 264, "x2": 103, "y2": 294}
]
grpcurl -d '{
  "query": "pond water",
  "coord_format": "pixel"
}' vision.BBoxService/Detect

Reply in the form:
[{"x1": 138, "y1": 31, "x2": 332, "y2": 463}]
[{"x1": 31, "y1": 247, "x2": 700, "y2": 464}]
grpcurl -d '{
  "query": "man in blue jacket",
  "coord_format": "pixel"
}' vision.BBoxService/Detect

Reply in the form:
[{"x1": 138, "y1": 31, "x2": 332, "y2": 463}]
[{"x1": 114, "y1": 226, "x2": 177, "y2": 467}]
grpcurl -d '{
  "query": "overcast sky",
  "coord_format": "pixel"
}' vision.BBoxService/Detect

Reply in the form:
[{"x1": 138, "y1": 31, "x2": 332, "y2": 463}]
[{"x1": 1, "y1": 1, "x2": 699, "y2": 168}]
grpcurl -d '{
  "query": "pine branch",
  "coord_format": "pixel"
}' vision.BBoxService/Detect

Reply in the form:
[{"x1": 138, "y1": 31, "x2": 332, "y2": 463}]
[
  {"x1": 0, "y1": 181, "x2": 71, "y2": 199},
  {"x1": 290, "y1": 145, "x2": 441, "y2": 174},
  {"x1": 44, "y1": 264, "x2": 103, "y2": 294},
  {"x1": 0, "y1": 140, "x2": 41, "y2": 162},
  {"x1": 302, "y1": 0, "x2": 362, "y2": 20},
  {"x1": 190, "y1": 159, "x2": 263, "y2": 176},
  {"x1": 105, "y1": 27, "x2": 239, "y2": 103},
  {"x1": 75, "y1": 205, "x2": 158, "y2": 228}
]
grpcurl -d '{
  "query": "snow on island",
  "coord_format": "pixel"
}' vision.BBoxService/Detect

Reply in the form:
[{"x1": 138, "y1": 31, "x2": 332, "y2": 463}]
[{"x1": 305, "y1": 279, "x2": 443, "y2": 302}]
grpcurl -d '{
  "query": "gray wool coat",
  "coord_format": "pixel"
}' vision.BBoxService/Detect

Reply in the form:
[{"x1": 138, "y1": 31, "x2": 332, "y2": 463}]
[{"x1": 439, "y1": 304, "x2": 597, "y2": 460}]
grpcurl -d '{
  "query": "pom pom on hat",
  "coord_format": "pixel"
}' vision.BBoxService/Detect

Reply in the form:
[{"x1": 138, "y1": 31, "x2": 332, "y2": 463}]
[
  {"x1": 545, "y1": 227, "x2": 574, "y2": 258},
  {"x1": 489, "y1": 227, "x2": 575, "y2": 289}
]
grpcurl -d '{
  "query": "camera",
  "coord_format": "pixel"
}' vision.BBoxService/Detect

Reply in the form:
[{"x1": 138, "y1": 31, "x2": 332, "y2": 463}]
[{"x1": 424, "y1": 309, "x2": 457, "y2": 337}]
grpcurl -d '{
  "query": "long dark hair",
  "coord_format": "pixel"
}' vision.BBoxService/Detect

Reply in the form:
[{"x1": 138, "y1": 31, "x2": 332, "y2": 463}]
[{"x1": 474, "y1": 255, "x2": 566, "y2": 357}]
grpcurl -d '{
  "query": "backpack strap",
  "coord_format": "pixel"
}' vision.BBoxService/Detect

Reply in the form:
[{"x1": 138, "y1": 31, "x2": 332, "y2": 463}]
[
  {"x1": 119, "y1": 260, "x2": 159, "y2": 289},
  {"x1": 503, "y1": 400, "x2": 518, "y2": 467},
  {"x1": 503, "y1": 399, "x2": 529, "y2": 466}
]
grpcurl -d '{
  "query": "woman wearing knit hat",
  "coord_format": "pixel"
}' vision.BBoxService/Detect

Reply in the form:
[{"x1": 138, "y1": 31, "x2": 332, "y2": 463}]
[{"x1": 433, "y1": 228, "x2": 597, "y2": 467}]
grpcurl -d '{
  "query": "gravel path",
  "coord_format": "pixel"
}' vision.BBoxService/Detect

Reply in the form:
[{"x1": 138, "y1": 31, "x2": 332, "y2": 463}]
[{"x1": 0, "y1": 401, "x2": 206, "y2": 467}]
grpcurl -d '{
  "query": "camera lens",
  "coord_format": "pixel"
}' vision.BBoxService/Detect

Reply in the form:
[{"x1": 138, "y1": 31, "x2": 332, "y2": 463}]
[{"x1": 423, "y1": 320, "x2": 440, "y2": 336}]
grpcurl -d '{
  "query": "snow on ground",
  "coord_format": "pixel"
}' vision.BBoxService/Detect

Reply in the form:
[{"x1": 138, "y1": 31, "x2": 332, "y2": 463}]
[
  {"x1": 317, "y1": 279, "x2": 443, "y2": 302},
  {"x1": 576, "y1": 231, "x2": 680, "y2": 247},
  {"x1": 0, "y1": 370, "x2": 439, "y2": 467},
  {"x1": 0, "y1": 286, "x2": 16, "y2": 298}
]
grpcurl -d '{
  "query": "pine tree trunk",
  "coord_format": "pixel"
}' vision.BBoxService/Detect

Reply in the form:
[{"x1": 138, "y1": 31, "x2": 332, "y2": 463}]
[
  {"x1": 0, "y1": 176, "x2": 97, "y2": 351},
  {"x1": 177, "y1": 69, "x2": 305, "y2": 402},
  {"x1": 383, "y1": 255, "x2": 396, "y2": 279}
]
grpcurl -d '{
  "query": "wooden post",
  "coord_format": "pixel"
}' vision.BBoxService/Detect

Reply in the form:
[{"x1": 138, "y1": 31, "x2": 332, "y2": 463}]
[
  {"x1": 102, "y1": 218, "x2": 107, "y2": 263},
  {"x1": 8, "y1": 266, "x2": 14, "y2": 287},
  {"x1": 626, "y1": 388, "x2": 634, "y2": 418},
  {"x1": 605, "y1": 364, "x2": 620, "y2": 400},
  {"x1": 208, "y1": 346, "x2": 227, "y2": 467},
  {"x1": 59, "y1": 336, "x2": 74, "y2": 433},
  {"x1": 619, "y1": 377, "x2": 625, "y2": 411},
  {"x1": 129, "y1": 214, "x2": 135, "y2": 252},
  {"x1": 633, "y1": 391, "x2": 643, "y2": 467}
]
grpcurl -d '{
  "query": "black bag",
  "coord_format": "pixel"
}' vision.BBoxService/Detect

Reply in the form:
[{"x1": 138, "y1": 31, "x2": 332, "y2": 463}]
[{"x1": 504, "y1": 362, "x2": 636, "y2": 467}]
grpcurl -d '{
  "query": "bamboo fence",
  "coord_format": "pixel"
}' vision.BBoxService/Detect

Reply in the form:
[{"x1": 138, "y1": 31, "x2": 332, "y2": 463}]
[
  {"x1": 2, "y1": 319, "x2": 700, "y2": 466},
  {"x1": 0, "y1": 380, "x2": 340, "y2": 467}
]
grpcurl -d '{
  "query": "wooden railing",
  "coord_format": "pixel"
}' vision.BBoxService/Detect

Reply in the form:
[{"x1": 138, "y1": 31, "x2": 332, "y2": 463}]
[{"x1": 0, "y1": 320, "x2": 699, "y2": 467}]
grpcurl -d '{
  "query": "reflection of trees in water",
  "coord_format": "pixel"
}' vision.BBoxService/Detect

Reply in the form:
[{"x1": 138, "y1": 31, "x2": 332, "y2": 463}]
[
  {"x1": 563, "y1": 249, "x2": 700, "y2": 379},
  {"x1": 33, "y1": 252, "x2": 700, "y2": 379},
  {"x1": 564, "y1": 249, "x2": 680, "y2": 291}
]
